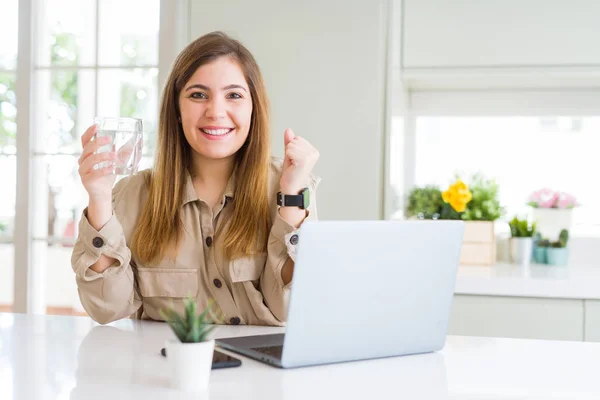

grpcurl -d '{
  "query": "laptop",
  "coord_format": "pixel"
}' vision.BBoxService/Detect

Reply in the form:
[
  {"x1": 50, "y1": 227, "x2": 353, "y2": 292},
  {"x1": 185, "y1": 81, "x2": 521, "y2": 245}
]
[{"x1": 216, "y1": 220, "x2": 465, "y2": 369}]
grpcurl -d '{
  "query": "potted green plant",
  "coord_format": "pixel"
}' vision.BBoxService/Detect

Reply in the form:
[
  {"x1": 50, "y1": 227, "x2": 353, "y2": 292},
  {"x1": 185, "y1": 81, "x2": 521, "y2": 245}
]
[
  {"x1": 546, "y1": 229, "x2": 569, "y2": 265},
  {"x1": 508, "y1": 216, "x2": 536, "y2": 265},
  {"x1": 440, "y1": 173, "x2": 504, "y2": 265},
  {"x1": 406, "y1": 186, "x2": 444, "y2": 220},
  {"x1": 160, "y1": 297, "x2": 220, "y2": 392}
]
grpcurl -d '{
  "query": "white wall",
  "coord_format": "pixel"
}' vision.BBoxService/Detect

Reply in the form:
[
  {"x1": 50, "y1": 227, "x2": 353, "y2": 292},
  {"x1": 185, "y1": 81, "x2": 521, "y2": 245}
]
[{"x1": 186, "y1": 0, "x2": 390, "y2": 220}]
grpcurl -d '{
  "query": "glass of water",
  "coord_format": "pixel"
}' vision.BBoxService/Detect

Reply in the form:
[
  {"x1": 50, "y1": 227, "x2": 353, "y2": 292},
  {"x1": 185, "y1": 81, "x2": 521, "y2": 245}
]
[{"x1": 93, "y1": 117, "x2": 143, "y2": 175}]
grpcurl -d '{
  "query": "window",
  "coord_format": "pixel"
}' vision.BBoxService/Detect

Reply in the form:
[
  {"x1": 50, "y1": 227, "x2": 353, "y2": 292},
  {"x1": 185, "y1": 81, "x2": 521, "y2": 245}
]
[
  {"x1": 389, "y1": 114, "x2": 600, "y2": 236},
  {"x1": 5, "y1": 0, "x2": 160, "y2": 315},
  {"x1": 413, "y1": 116, "x2": 600, "y2": 232},
  {"x1": 0, "y1": 0, "x2": 18, "y2": 311}
]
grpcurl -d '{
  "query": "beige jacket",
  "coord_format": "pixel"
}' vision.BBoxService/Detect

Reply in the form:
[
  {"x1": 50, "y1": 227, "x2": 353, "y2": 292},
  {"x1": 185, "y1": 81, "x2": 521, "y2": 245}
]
[{"x1": 71, "y1": 158, "x2": 319, "y2": 326}]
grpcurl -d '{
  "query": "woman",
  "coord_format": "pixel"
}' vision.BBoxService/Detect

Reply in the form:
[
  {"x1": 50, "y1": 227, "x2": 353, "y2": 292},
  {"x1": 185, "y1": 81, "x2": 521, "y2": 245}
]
[{"x1": 71, "y1": 31, "x2": 320, "y2": 326}]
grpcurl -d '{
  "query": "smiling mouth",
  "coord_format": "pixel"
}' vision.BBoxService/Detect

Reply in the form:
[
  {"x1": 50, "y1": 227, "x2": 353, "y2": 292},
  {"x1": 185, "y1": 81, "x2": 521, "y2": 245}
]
[{"x1": 200, "y1": 128, "x2": 234, "y2": 136}]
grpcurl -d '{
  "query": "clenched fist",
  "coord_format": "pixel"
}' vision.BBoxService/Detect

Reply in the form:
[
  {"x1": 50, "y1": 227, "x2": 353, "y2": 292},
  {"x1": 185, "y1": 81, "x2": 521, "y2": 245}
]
[{"x1": 279, "y1": 128, "x2": 319, "y2": 194}]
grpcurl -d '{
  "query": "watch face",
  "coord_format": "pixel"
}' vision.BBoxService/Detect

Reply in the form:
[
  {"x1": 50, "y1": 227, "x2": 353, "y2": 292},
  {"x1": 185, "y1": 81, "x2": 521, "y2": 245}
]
[{"x1": 302, "y1": 188, "x2": 310, "y2": 209}]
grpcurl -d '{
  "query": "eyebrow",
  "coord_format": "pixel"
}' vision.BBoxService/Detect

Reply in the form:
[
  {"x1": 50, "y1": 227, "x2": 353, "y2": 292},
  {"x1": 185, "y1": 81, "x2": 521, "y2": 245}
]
[{"x1": 185, "y1": 84, "x2": 248, "y2": 92}]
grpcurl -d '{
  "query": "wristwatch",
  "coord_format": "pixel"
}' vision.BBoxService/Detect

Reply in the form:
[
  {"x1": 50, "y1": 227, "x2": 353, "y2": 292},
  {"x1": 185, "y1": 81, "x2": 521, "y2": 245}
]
[{"x1": 277, "y1": 187, "x2": 310, "y2": 210}]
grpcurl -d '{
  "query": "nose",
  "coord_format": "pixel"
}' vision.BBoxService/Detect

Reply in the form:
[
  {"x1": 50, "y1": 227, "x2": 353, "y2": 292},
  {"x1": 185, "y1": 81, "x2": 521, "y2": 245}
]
[{"x1": 205, "y1": 96, "x2": 226, "y2": 120}]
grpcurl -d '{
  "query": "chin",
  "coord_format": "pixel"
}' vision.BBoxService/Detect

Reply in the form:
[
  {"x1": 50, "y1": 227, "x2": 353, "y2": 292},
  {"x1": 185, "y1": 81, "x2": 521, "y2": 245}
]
[{"x1": 196, "y1": 148, "x2": 240, "y2": 161}]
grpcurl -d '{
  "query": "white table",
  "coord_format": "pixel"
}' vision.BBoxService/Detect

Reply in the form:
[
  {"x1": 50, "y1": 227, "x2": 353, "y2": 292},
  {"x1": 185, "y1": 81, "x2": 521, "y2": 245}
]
[
  {"x1": 1, "y1": 312, "x2": 600, "y2": 399},
  {"x1": 455, "y1": 263, "x2": 600, "y2": 300}
]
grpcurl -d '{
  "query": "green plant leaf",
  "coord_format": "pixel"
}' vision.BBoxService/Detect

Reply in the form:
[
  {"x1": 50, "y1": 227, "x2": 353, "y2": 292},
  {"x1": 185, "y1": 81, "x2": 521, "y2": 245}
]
[
  {"x1": 406, "y1": 186, "x2": 443, "y2": 219},
  {"x1": 508, "y1": 216, "x2": 536, "y2": 238},
  {"x1": 461, "y1": 173, "x2": 504, "y2": 221},
  {"x1": 185, "y1": 296, "x2": 197, "y2": 328},
  {"x1": 159, "y1": 308, "x2": 189, "y2": 342},
  {"x1": 159, "y1": 297, "x2": 220, "y2": 343}
]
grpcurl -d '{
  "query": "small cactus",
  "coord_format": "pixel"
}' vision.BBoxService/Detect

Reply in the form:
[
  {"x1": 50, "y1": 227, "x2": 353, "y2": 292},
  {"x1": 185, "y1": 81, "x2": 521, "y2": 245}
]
[
  {"x1": 537, "y1": 238, "x2": 551, "y2": 247},
  {"x1": 559, "y1": 229, "x2": 569, "y2": 246},
  {"x1": 550, "y1": 229, "x2": 569, "y2": 248}
]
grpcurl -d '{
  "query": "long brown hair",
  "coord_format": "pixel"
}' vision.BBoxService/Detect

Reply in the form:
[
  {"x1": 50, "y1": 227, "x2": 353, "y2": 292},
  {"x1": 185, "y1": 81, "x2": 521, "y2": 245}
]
[{"x1": 131, "y1": 32, "x2": 272, "y2": 264}]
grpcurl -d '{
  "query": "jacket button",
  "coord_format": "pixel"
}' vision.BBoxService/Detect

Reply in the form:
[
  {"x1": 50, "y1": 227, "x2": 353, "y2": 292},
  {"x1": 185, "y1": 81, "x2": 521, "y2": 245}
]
[
  {"x1": 205, "y1": 236, "x2": 213, "y2": 247},
  {"x1": 230, "y1": 317, "x2": 241, "y2": 325},
  {"x1": 92, "y1": 237, "x2": 104, "y2": 248},
  {"x1": 289, "y1": 234, "x2": 299, "y2": 245},
  {"x1": 213, "y1": 278, "x2": 222, "y2": 288}
]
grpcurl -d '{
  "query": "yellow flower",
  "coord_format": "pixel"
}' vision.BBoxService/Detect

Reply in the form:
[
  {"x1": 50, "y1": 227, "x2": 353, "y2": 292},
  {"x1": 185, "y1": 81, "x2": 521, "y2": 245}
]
[
  {"x1": 450, "y1": 199, "x2": 467, "y2": 212},
  {"x1": 441, "y1": 190, "x2": 452, "y2": 203},
  {"x1": 442, "y1": 179, "x2": 472, "y2": 213}
]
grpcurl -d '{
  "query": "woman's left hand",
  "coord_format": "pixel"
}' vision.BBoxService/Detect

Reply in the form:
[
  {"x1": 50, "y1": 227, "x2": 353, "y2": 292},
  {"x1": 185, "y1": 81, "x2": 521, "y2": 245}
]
[{"x1": 279, "y1": 128, "x2": 320, "y2": 194}]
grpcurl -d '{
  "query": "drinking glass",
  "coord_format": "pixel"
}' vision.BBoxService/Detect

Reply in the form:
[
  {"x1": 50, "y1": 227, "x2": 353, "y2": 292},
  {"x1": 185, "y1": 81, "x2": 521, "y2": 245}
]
[{"x1": 93, "y1": 117, "x2": 143, "y2": 175}]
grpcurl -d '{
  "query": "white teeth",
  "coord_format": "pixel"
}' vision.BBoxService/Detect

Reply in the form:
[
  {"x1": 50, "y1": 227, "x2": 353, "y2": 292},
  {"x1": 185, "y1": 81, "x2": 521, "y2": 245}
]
[{"x1": 201, "y1": 128, "x2": 232, "y2": 136}]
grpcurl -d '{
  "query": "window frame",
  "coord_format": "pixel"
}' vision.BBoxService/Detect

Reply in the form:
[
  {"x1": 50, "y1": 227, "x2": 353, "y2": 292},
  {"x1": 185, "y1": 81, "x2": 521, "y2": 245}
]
[
  {"x1": 12, "y1": 0, "x2": 188, "y2": 313},
  {"x1": 387, "y1": 88, "x2": 600, "y2": 225}
]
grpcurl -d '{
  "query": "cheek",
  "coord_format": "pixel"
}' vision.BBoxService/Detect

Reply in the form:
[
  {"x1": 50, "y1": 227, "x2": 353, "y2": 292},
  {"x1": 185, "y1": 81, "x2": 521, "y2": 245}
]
[
  {"x1": 179, "y1": 101, "x2": 203, "y2": 120},
  {"x1": 236, "y1": 103, "x2": 253, "y2": 129}
]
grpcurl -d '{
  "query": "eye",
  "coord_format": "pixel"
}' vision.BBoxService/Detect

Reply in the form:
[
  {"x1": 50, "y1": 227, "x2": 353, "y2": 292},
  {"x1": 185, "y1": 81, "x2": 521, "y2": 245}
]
[
  {"x1": 227, "y1": 92, "x2": 242, "y2": 99},
  {"x1": 190, "y1": 92, "x2": 207, "y2": 99}
]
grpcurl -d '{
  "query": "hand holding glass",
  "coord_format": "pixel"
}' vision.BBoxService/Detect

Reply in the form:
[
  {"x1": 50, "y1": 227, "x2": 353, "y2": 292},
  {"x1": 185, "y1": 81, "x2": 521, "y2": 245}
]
[{"x1": 93, "y1": 117, "x2": 143, "y2": 175}]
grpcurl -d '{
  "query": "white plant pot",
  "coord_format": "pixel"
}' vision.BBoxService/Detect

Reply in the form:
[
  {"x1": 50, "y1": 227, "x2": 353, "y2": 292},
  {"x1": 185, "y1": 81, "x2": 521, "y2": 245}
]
[
  {"x1": 165, "y1": 339, "x2": 214, "y2": 392},
  {"x1": 510, "y1": 237, "x2": 534, "y2": 265},
  {"x1": 531, "y1": 208, "x2": 573, "y2": 241}
]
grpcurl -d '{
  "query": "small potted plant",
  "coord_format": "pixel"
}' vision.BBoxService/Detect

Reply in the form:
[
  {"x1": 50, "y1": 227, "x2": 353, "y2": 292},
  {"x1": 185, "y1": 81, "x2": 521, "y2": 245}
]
[
  {"x1": 532, "y1": 232, "x2": 550, "y2": 264},
  {"x1": 546, "y1": 229, "x2": 570, "y2": 265},
  {"x1": 160, "y1": 297, "x2": 220, "y2": 392},
  {"x1": 508, "y1": 216, "x2": 536, "y2": 265},
  {"x1": 527, "y1": 188, "x2": 579, "y2": 240},
  {"x1": 440, "y1": 173, "x2": 504, "y2": 265}
]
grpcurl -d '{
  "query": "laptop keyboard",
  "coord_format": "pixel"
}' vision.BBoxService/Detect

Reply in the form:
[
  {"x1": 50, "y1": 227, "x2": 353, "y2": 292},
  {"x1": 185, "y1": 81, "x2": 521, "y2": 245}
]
[{"x1": 250, "y1": 345, "x2": 283, "y2": 359}]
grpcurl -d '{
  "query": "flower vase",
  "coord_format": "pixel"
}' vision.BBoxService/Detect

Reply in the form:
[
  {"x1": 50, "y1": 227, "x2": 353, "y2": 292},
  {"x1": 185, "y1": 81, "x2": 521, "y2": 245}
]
[
  {"x1": 533, "y1": 245, "x2": 547, "y2": 264},
  {"x1": 165, "y1": 339, "x2": 214, "y2": 392},
  {"x1": 547, "y1": 248, "x2": 569, "y2": 266},
  {"x1": 531, "y1": 208, "x2": 573, "y2": 241},
  {"x1": 510, "y1": 237, "x2": 533, "y2": 265}
]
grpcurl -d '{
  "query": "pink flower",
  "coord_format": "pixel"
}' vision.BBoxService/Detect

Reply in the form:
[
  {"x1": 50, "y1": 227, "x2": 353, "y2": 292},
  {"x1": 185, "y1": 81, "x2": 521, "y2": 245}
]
[
  {"x1": 539, "y1": 199, "x2": 556, "y2": 208},
  {"x1": 527, "y1": 188, "x2": 579, "y2": 209},
  {"x1": 557, "y1": 192, "x2": 579, "y2": 209}
]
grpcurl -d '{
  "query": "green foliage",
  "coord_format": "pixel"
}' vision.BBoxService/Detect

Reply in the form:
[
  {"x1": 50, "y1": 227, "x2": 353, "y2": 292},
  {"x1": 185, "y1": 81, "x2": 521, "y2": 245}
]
[
  {"x1": 51, "y1": 32, "x2": 79, "y2": 145},
  {"x1": 439, "y1": 202, "x2": 463, "y2": 220},
  {"x1": 508, "y1": 216, "x2": 536, "y2": 238},
  {"x1": 0, "y1": 73, "x2": 17, "y2": 146},
  {"x1": 550, "y1": 229, "x2": 569, "y2": 248},
  {"x1": 406, "y1": 173, "x2": 504, "y2": 221},
  {"x1": 460, "y1": 173, "x2": 504, "y2": 221},
  {"x1": 406, "y1": 186, "x2": 443, "y2": 219},
  {"x1": 159, "y1": 297, "x2": 221, "y2": 343},
  {"x1": 1, "y1": 30, "x2": 154, "y2": 153}
]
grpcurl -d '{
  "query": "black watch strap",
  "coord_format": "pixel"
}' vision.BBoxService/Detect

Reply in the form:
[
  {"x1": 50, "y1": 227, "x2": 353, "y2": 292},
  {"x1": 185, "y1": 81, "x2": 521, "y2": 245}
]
[{"x1": 277, "y1": 188, "x2": 309, "y2": 209}]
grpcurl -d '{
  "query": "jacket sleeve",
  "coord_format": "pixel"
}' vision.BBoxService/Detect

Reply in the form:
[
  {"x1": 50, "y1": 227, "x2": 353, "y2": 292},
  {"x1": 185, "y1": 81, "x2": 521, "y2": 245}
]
[
  {"x1": 71, "y1": 178, "x2": 142, "y2": 324},
  {"x1": 261, "y1": 175, "x2": 320, "y2": 322}
]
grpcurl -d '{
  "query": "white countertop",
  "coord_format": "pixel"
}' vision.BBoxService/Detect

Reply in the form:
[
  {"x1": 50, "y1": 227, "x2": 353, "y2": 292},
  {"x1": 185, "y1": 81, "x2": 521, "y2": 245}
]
[
  {"x1": 2, "y1": 312, "x2": 600, "y2": 399},
  {"x1": 455, "y1": 263, "x2": 600, "y2": 300}
]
